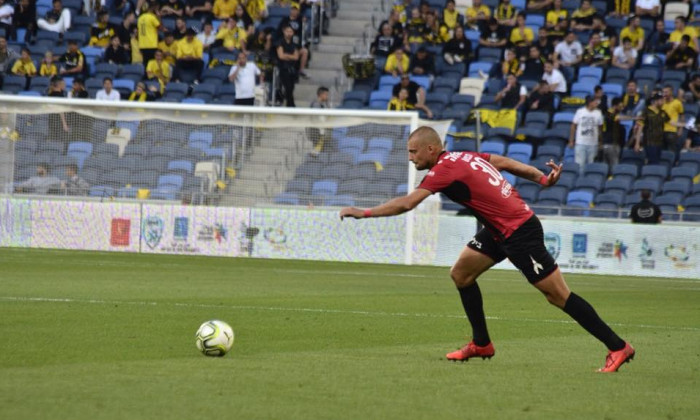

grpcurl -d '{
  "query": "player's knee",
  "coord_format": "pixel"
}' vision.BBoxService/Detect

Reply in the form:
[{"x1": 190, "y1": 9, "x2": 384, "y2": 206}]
[
  {"x1": 450, "y1": 265, "x2": 477, "y2": 288},
  {"x1": 542, "y1": 290, "x2": 567, "y2": 308}
]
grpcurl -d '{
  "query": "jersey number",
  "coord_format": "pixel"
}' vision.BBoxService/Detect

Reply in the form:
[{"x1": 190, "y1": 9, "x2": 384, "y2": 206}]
[{"x1": 469, "y1": 156, "x2": 503, "y2": 187}]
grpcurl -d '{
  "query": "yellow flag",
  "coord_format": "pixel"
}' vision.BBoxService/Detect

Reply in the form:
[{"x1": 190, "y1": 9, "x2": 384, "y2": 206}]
[{"x1": 477, "y1": 109, "x2": 517, "y2": 131}]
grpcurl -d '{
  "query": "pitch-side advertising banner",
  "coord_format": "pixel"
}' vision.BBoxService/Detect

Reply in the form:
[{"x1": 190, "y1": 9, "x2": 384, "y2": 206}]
[
  {"x1": 432, "y1": 216, "x2": 700, "y2": 279},
  {"x1": 29, "y1": 200, "x2": 141, "y2": 252},
  {"x1": 248, "y1": 208, "x2": 406, "y2": 263},
  {"x1": 140, "y1": 204, "x2": 247, "y2": 256},
  {"x1": 0, "y1": 198, "x2": 32, "y2": 247}
]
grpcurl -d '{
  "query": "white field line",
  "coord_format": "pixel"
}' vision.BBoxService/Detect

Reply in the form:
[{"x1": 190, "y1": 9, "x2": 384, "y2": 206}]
[{"x1": 1, "y1": 296, "x2": 699, "y2": 332}]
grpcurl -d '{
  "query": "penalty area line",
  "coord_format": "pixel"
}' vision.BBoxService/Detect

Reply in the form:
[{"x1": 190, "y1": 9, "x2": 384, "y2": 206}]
[{"x1": 1, "y1": 296, "x2": 699, "y2": 333}]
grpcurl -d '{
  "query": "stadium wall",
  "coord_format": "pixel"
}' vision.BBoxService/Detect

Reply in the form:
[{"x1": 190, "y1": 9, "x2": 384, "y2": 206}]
[{"x1": 1, "y1": 197, "x2": 698, "y2": 279}]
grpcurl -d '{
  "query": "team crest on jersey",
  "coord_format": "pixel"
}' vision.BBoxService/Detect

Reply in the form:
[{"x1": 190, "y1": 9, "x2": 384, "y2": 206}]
[{"x1": 501, "y1": 181, "x2": 513, "y2": 198}]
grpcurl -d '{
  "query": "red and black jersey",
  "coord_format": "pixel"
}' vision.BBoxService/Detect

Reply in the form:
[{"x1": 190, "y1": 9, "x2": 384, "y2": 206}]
[{"x1": 418, "y1": 151, "x2": 533, "y2": 240}]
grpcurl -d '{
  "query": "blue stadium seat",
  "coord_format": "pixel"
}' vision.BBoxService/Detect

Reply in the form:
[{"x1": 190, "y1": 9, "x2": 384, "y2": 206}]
[
  {"x1": 604, "y1": 177, "x2": 632, "y2": 195},
  {"x1": 369, "y1": 90, "x2": 392, "y2": 109},
  {"x1": 536, "y1": 144, "x2": 562, "y2": 161},
  {"x1": 682, "y1": 196, "x2": 700, "y2": 221},
  {"x1": 574, "y1": 176, "x2": 604, "y2": 194},
  {"x1": 601, "y1": 83, "x2": 623, "y2": 99},
  {"x1": 604, "y1": 68, "x2": 630, "y2": 85},
  {"x1": 577, "y1": 66, "x2": 603, "y2": 84},
  {"x1": 563, "y1": 191, "x2": 594, "y2": 216},
  {"x1": 640, "y1": 164, "x2": 669, "y2": 184},
  {"x1": 480, "y1": 140, "x2": 506, "y2": 155},
  {"x1": 367, "y1": 137, "x2": 393, "y2": 154},
  {"x1": 594, "y1": 192, "x2": 624, "y2": 207},
  {"x1": 506, "y1": 143, "x2": 533, "y2": 163},
  {"x1": 338, "y1": 136, "x2": 365, "y2": 155},
  {"x1": 620, "y1": 149, "x2": 646, "y2": 168},
  {"x1": 89, "y1": 186, "x2": 115, "y2": 198},
  {"x1": 583, "y1": 162, "x2": 609, "y2": 178},
  {"x1": 670, "y1": 166, "x2": 697, "y2": 183},
  {"x1": 678, "y1": 152, "x2": 700, "y2": 173},
  {"x1": 311, "y1": 179, "x2": 338, "y2": 196},
  {"x1": 571, "y1": 81, "x2": 596, "y2": 99},
  {"x1": 518, "y1": 183, "x2": 540, "y2": 203},
  {"x1": 632, "y1": 179, "x2": 661, "y2": 195},
  {"x1": 157, "y1": 174, "x2": 183, "y2": 191},
  {"x1": 167, "y1": 160, "x2": 194, "y2": 174},
  {"x1": 468, "y1": 61, "x2": 493, "y2": 78},
  {"x1": 325, "y1": 195, "x2": 356, "y2": 207},
  {"x1": 342, "y1": 90, "x2": 369, "y2": 106},
  {"x1": 274, "y1": 192, "x2": 300, "y2": 205},
  {"x1": 188, "y1": 131, "x2": 213, "y2": 150},
  {"x1": 662, "y1": 179, "x2": 691, "y2": 197},
  {"x1": 66, "y1": 142, "x2": 93, "y2": 170},
  {"x1": 378, "y1": 75, "x2": 400, "y2": 90}
]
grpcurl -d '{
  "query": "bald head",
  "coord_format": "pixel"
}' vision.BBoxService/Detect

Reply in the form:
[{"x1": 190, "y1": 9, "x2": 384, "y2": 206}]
[{"x1": 407, "y1": 126, "x2": 444, "y2": 170}]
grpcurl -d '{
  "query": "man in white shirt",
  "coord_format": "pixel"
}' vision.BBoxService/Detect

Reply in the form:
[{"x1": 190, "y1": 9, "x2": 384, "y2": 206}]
[
  {"x1": 635, "y1": 0, "x2": 660, "y2": 19},
  {"x1": 542, "y1": 61, "x2": 567, "y2": 94},
  {"x1": 95, "y1": 77, "x2": 121, "y2": 101},
  {"x1": 0, "y1": 0, "x2": 14, "y2": 33},
  {"x1": 196, "y1": 21, "x2": 217, "y2": 51},
  {"x1": 569, "y1": 96, "x2": 604, "y2": 174},
  {"x1": 554, "y1": 31, "x2": 582, "y2": 82},
  {"x1": 228, "y1": 51, "x2": 263, "y2": 106},
  {"x1": 612, "y1": 37, "x2": 638, "y2": 69}
]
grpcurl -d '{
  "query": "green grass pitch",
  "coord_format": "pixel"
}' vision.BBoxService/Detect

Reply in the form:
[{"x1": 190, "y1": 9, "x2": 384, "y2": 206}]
[{"x1": 1, "y1": 248, "x2": 699, "y2": 420}]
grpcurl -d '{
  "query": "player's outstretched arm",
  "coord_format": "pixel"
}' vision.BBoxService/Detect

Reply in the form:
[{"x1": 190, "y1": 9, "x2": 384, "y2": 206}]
[
  {"x1": 488, "y1": 154, "x2": 562, "y2": 187},
  {"x1": 340, "y1": 188, "x2": 432, "y2": 220}
]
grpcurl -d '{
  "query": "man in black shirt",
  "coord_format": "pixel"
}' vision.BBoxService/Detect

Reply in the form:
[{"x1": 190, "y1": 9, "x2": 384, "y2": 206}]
[
  {"x1": 59, "y1": 40, "x2": 86, "y2": 77},
  {"x1": 525, "y1": 80, "x2": 554, "y2": 113},
  {"x1": 371, "y1": 22, "x2": 403, "y2": 57},
  {"x1": 408, "y1": 46, "x2": 435, "y2": 76},
  {"x1": 601, "y1": 97, "x2": 625, "y2": 168},
  {"x1": 479, "y1": 18, "x2": 507, "y2": 49},
  {"x1": 442, "y1": 25, "x2": 471, "y2": 64},
  {"x1": 629, "y1": 190, "x2": 662, "y2": 223},
  {"x1": 521, "y1": 45, "x2": 545, "y2": 80},
  {"x1": 392, "y1": 74, "x2": 433, "y2": 118},
  {"x1": 495, "y1": 73, "x2": 526, "y2": 109},
  {"x1": 646, "y1": 19, "x2": 671, "y2": 54},
  {"x1": 536, "y1": 27, "x2": 554, "y2": 60},
  {"x1": 277, "y1": 3, "x2": 309, "y2": 78},
  {"x1": 185, "y1": 0, "x2": 213, "y2": 20},
  {"x1": 665, "y1": 35, "x2": 697, "y2": 70},
  {"x1": 276, "y1": 25, "x2": 299, "y2": 107}
]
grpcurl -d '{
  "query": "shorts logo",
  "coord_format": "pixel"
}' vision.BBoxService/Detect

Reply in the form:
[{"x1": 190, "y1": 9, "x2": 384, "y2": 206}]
[
  {"x1": 530, "y1": 255, "x2": 543, "y2": 275},
  {"x1": 142, "y1": 216, "x2": 164, "y2": 250},
  {"x1": 544, "y1": 233, "x2": 561, "y2": 260},
  {"x1": 469, "y1": 238, "x2": 482, "y2": 249}
]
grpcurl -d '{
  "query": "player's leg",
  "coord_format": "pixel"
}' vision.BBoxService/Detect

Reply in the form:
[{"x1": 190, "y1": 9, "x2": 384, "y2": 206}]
[{"x1": 446, "y1": 230, "x2": 505, "y2": 361}]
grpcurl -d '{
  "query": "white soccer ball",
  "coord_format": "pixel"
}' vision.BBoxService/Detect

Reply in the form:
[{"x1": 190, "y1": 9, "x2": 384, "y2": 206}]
[{"x1": 195, "y1": 320, "x2": 235, "y2": 357}]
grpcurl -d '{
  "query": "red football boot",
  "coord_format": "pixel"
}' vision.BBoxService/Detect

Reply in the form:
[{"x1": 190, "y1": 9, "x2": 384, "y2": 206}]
[
  {"x1": 598, "y1": 342, "x2": 635, "y2": 373},
  {"x1": 446, "y1": 341, "x2": 495, "y2": 361}
]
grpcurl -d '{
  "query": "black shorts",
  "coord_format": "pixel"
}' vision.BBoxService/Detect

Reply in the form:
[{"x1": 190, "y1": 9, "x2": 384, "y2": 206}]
[{"x1": 467, "y1": 215, "x2": 558, "y2": 284}]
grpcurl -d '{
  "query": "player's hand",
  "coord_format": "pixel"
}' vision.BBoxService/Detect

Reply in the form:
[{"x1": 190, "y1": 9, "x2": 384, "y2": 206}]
[
  {"x1": 543, "y1": 159, "x2": 563, "y2": 187},
  {"x1": 339, "y1": 207, "x2": 364, "y2": 220}
]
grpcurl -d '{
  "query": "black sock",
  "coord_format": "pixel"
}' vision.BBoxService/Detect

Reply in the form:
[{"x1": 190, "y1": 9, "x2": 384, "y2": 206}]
[
  {"x1": 563, "y1": 293, "x2": 626, "y2": 351},
  {"x1": 457, "y1": 283, "x2": 490, "y2": 346}
]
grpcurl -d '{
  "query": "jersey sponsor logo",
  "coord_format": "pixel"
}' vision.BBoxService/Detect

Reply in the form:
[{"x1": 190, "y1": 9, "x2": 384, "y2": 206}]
[
  {"x1": 426, "y1": 170, "x2": 435, "y2": 177},
  {"x1": 530, "y1": 255, "x2": 543, "y2": 275},
  {"x1": 469, "y1": 156, "x2": 503, "y2": 187},
  {"x1": 501, "y1": 181, "x2": 512, "y2": 198}
]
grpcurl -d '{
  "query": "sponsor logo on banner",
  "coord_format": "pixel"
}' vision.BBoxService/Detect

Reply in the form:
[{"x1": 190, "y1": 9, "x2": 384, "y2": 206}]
[
  {"x1": 110, "y1": 218, "x2": 131, "y2": 246},
  {"x1": 664, "y1": 244, "x2": 696, "y2": 269},
  {"x1": 198, "y1": 223, "x2": 228, "y2": 243},
  {"x1": 560, "y1": 233, "x2": 598, "y2": 270},
  {"x1": 596, "y1": 239, "x2": 628, "y2": 262},
  {"x1": 638, "y1": 238, "x2": 655, "y2": 269},
  {"x1": 142, "y1": 216, "x2": 164, "y2": 249},
  {"x1": 174, "y1": 217, "x2": 189, "y2": 240},
  {"x1": 239, "y1": 223, "x2": 261, "y2": 256},
  {"x1": 544, "y1": 233, "x2": 561, "y2": 260}
]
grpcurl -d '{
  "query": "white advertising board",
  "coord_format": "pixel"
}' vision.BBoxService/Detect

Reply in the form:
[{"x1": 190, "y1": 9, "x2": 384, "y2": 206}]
[{"x1": 0, "y1": 198, "x2": 32, "y2": 247}]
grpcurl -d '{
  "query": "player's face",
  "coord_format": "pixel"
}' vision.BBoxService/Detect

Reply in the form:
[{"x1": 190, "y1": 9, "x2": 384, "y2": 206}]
[{"x1": 407, "y1": 138, "x2": 435, "y2": 170}]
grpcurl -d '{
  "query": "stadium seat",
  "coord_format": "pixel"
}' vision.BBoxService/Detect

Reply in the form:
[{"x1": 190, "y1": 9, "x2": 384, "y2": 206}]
[
  {"x1": 604, "y1": 68, "x2": 630, "y2": 85},
  {"x1": 518, "y1": 183, "x2": 540, "y2": 203},
  {"x1": 583, "y1": 162, "x2": 609, "y2": 178},
  {"x1": 157, "y1": 174, "x2": 184, "y2": 191},
  {"x1": 571, "y1": 82, "x2": 596, "y2": 99},
  {"x1": 468, "y1": 62, "x2": 493, "y2": 78},
  {"x1": 536, "y1": 144, "x2": 562, "y2": 161},
  {"x1": 682, "y1": 196, "x2": 700, "y2": 221},
  {"x1": 480, "y1": 140, "x2": 506, "y2": 155},
  {"x1": 678, "y1": 152, "x2": 700, "y2": 172},
  {"x1": 670, "y1": 166, "x2": 697, "y2": 183},
  {"x1": 640, "y1": 164, "x2": 669, "y2": 184},
  {"x1": 604, "y1": 177, "x2": 632, "y2": 195},
  {"x1": 112, "y1": 79, "x2": 135, "y2": 98},
  {"x1": 325, "y1": 195, "x2": 356, "y2": 207},
  {"x1": 66, "y1": 142, "x2": 93, "y2": 170},
  {"x1": 506, "y1": 143, "x2": 533, "y2": 163},
  {"x1": 311, "y1": 179, "x2": 338, "y2": 197},
  {"x1": 611, "y1": 164, "x2": 639, "y2": 183},
  {"x1": 477, "y1": 47, "x2": 502, "y2": 63},
  {"x1": 601, "y1": 83, "x2": 623, "y2": 99},
  {"x1": 620, "y1": 149, "x2": 646, "y2": 168},
  {"x1": 574, "y1": 176, "x2": 604, "y2": 194},
  {"x1": 577, "y1": 66, "x2": 603, "y2": 84},
  {"x1": 379, "y1": 75, "x2": 400, "y2": 90},
  {"x1": 89, "y1": 186, "x2": 115, "y2": 198},
  {"x1": 188, "y1": 131, "x2": 214, "y2": 150},
  {"x1": 662, "y1": 179, "x2": 691, "y2": 197},
  {"x1": 367, "y1": 137, "x2": 394, "y2": 154},
  {"x1": 563, "y1": 191, "x2": 594, "y2": 216},
  {"x1": 338, "y1": 136, "x2": 365, "y2": 155},
  {"x1": 342, "y1": 90, "x2": 369, "y2": 106},
  {"x1": 632, "y1": 179, "x2": 661, "y2": 195},
  {"x1": 369, "y1": 90, "x2": 392, "y2": 109},
  {"x1": 286, "y1": 179, "x2": 312, "y2": 196}
]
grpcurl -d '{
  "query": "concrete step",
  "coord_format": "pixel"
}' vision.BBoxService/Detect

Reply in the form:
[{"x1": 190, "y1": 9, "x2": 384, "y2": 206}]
[
  {"x1": 328, "y1": 20, "x2": 373, "y2": 37},
  {"x1": 317, "y1": 35, "x2": 359, "y2": 46},
  {"x1": 247, "y1": 152, "x2": 289, "y2": 167},
  {"x1": 299, "y1": 68, "x2": 341, "y2": 84},
  {"x1": 336, "y1": 10, "x2": 377, "y2": 20},
  {"x1": 316, "y1": 43, "x2": 355, "y2": 54},
  {"x1": 340, "y1": 2, "x2": 383, "y2": 12},
  {"x1": 310, "y1": 52, "x2": 347, "y2": 70}
]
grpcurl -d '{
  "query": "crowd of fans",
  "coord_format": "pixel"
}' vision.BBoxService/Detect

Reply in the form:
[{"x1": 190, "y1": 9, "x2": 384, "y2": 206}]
[{"x1": 0, "y1": 0, "x2": 327, "y2": 106}]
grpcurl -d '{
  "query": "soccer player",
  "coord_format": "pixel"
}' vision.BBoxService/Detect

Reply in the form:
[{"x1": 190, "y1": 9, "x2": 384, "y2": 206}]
[{"x1": 339, "y1": 127, "x2": 635, "y2": 373}]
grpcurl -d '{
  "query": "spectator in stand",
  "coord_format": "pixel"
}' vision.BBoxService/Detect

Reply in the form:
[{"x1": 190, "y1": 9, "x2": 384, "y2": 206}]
[
  {"x1": 129, "y1": 25, "x2": 142, "y2": 64},
  {"x1": 619, "y1": 15, "x2": 644, "y2": 52},
  {"x1": 404, "y1": 7, "x2": 426, "y2": 48},
  {"x1": 228, "y1": 50, "x2": 262, "y2": 105},
  {"x1": 521, "y1": 45, "x2": 545, "y2": 80},
  {"x1": 160, "y1": 0, "x2": 185, "y2": 18},
  {"x1": 590, "y1": 14, "x2": 616, "y2": 49},
  {"x1": 37, "y1": 0, "x2": 71, "y2": 34},
  {"x1": 241, "y1": 0, "x2": 267, "y2": 26},
  {"x1": 645, "y1": 18, "x2": 671, "y2": 54},
  {"x1": 683, "y1": 74, "x2": 700, "y2": 103},
  {"x1": 127, "y1": 81, "x2": 161, "y2": 101},
  {"x1": 525, "y1": 80, "x2": 555, "y2": 113},
  {"x1": 629, "y1": 190, "x2": 662, "y2": 224},
  {"x1": 174, "y1": 27, "x2": 204, "y2": 81},
  {"x1": 115, "y1": 11, "x2": 136, "y2": 47},
  {"x1": 138, "y1": 2, "x2": 165, "y2": 67},
  {"x1": 197, "y1": 21, "x2": 217, "y2": 52},
  {"x1": 479, "y1": 17, "x2": 507, "y2": 49},
  {"x1": 526, "y1": 0, "x2": 552, "y2": 12},
  {"x1": 635, "y1": 0, "x2": 660, "y2": 20},
  {"x1": 185, "y1": 0, "x2": 213, "y2": 21},
  {"x1": 622, "y1": 80, "x2": 645, "y2": 115},
  {"x1": 499, "y1": 47, "x2": 523, "y2": 78},
  {"x1": 46, "y1": 76, "x2": 69, "y2": 139},
  {"x1": 89, "y1": 11, "x2": 114, "y2": 47},
  {"x1": 384, "y1": 47, "x2": 409, "y2": 76},
  {"x1": 510, "y1": 13, "x2": 534, "y2": 58},
  {"x1": 0, "y1": 0, "x2": 13, "y2": 39},
  {"x1": 670, "y1": 17, "x2": 698, "y2": 53},
  {"x1": 666, "y1": 34, "x2": 697, "y2": 70},
  {"x1": 378, "y1": 9, "x2": 404, "y2": 39},
  {"x1": 15, "y1": 163, "x2": 61, "y2": 194},
  {"x1": 216, "y1": 16, "x2": 248, "y2": 52},
  {"x1": 277, "y1": 3, "x2": 308, "y2": 78},
  {"x1": 661, "y1": 84, "x2": 684, "y2": 153},
  {"x1": 571, "y1": 0, "x2": 596, "y2": 31},
  {"x1": 611, "y1": 37, "x2": 638, "y2": 69},
  {"x1": 545, "y1": 0, "x2": 567, "y2": 29},
  {"x1": 13, "y1": 0, "x2": 36, "y2": 43},
  {"x1": 495, "y1": 73, "x2": 527, "y2": 109},
  {"x1": 59, "y1": 40, "x2": 85, "y2": 77},
  {"x1": 542, "y1": 60, "x2": 567, "y2": 95},
  {"x1": 146, "y1": 50, "x2": 171, "y2": 92},
  {"x1": 607, "y1": 0, "x2": 632, "y2": 18},
  {"x1": 594, "y1": 85, "x2": 608, "y2": 113},
  {"x1": 248, "y1": 28, "x2": 274, "y2": 83},
  {"x1": 158, "y1": 32, "x2": 178, "y2": 65},
  {"x1": 62, "y1": 163, "x2": 89, "y2": 196},
  {"x1": 546, "y1": 15, "x2": 568, "y2": 44},
  {"x1": 465, "y1": 0, "x2": 490, "y2": 31},
  {"x1": 443, "y1": 25, "x2": 471, "y2": 65},
  {"x1": 307, "y1": 86, "x2": 330, "y2": 154},
  {"x1": 583, "y1": 32, "x2": 611, "y2": 67},
  {"x1": 213, "y1": 0, "x2": 236, "y2": 19},
  {"x1": 47, "y1": 75, "x2": 65, "y2": 97},
  {"x1": 276, "y1": 25, "x2": 300, "y2": 107},
  {"x1": 11, "y1": 47, "x2": 36, "y2": 82},
  {"x1": 553, "y1": 31, "x2": 582, "y2": 81},
  {"x1": 634, "y1": 93, "x2": 668, "y2": 163},
  {"x1": 371, "y1": 22, "x2": 403, "y2": 58},
  {"x1": 233, "y1": 4, "x2": 255, "y2": 37},
  {"x1": 601, "y1": 97, "x2": 626, "y2": 168},
  {"x1": 39, "y1": 50, "x2": 57, "y2": 76},
  {"x1": 569, "y1": 95, "x2": 604, "y2": 174},
  {"x1": 172, "y1": 17, "x2": 188, "y2": 40},
  {"x1": 96, "y1": 77, "x2": 121, "y2": 101},
  {"x1": 423, "y1": 11, "x2": 449, "y2": 46},
  {"x1": 68, "y1": 76, "x2": 88, "y2": 98},
  {"x1": 536, "y1": 27, "x2": 553, "y2": 60},
  {"x1": 392, "y1": 74, "x2": 433, "y2": 118},
  {"x1": 442, "y1": 0, "x2": 464, "y2": 34},
  {"x1": 409, "y1": 46, "x2": 435, "y2": 76},
  {"x1": 388, "y1": 86, "x2": 409, "y2": 111},
  {"x1": 495, "y1": 0, "x2": 517, "y2": 28},
  {"x1": 104, "y1": 35, "x2": 130, "y2": 65}
]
